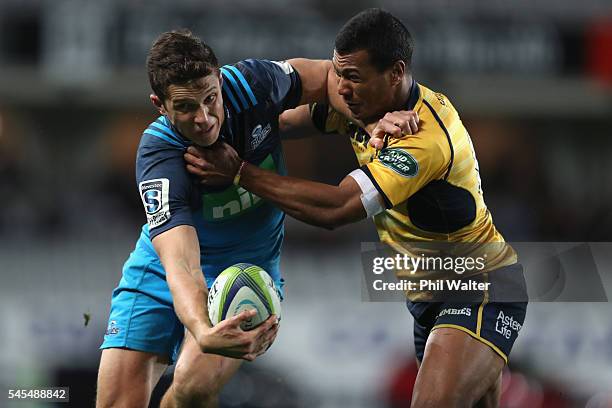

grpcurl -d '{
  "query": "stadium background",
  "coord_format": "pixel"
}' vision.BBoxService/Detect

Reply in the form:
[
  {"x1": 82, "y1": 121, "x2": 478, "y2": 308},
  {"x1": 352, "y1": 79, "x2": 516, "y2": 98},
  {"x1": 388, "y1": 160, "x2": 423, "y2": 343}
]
[{"x1": 1, "y1": 0, "x2": 612, "y2": 406}]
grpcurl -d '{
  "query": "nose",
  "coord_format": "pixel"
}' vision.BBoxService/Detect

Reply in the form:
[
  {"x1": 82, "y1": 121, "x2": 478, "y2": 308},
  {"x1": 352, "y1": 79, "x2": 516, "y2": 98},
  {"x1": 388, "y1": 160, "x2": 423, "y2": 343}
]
[
  {"x1": 194, "y1": 104, "x2": 209, "y2": 125},
  {"x1": 337, "y1": 77, "x2": 352, "y2": 98}
]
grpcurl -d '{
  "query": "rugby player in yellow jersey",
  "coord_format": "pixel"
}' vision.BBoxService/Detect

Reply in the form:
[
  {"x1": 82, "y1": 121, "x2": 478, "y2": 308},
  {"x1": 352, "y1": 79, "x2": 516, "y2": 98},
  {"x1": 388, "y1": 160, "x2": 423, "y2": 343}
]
[{"x1": 185, "y1": 9, "x2": 527, "y2": 407}]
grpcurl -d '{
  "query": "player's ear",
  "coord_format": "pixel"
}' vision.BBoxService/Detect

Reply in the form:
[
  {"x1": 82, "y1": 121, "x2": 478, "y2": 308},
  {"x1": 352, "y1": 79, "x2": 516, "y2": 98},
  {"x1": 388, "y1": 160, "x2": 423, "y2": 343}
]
[
  {"x1": 390, "y1": 60, "x2": 405, "y2": 86},
  {"x1": 150, "y1": 94, "x2": 166, "y2": 115},
  {"x1": 218, "y1": 70, "x2": 223, "y2": 87}
]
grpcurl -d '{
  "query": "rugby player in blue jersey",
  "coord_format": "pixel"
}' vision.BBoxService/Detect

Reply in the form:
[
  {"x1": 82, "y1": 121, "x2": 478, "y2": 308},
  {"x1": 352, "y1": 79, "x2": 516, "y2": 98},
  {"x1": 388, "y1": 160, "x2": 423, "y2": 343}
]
[{"x1": 96, "y1": 30, "x2": 417, "y2": 408}]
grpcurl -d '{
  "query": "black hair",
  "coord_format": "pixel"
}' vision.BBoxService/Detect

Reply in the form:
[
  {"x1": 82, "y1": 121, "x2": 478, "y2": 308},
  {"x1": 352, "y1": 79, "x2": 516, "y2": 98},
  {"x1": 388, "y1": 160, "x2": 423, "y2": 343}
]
[{"x1": 335, "y1": 8, "x2": 413, "y2": 72}]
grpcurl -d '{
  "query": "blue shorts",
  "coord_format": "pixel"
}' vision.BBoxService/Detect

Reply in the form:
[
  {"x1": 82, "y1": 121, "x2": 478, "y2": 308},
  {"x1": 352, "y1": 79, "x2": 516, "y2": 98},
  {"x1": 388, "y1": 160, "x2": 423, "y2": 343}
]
[
  {"x1": 100, "y1": 239, "x2": 284, "y2": 364},
  {"x1": 409, "y1": 263, "x2": 528, "y2": 364}
]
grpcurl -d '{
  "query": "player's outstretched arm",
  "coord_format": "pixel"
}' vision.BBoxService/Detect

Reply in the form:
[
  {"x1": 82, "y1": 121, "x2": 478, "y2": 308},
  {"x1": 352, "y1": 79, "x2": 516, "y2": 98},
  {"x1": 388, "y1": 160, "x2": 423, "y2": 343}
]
[
  {"x1": 280, "y1": 103, "x2": 420, "y2": 146},
  {"x1": 153, "y1": 225, "x2": 278, "y2": 360},
  {"x1": 284, "y1": 58, "x2": 420, "y2": 144},
  {"x1": 185, "y1": 144, "x2": 381, "y2": 230},
  {"x1": 287, "y1": 58, "x2": 332, "y2": 105}
]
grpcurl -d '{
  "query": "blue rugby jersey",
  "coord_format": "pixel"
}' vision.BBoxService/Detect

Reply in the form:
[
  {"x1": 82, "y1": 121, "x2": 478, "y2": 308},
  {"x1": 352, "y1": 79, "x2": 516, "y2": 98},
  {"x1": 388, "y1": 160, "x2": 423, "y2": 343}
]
[{"x1": 134, "y1": 59, "x2": 302, "y2": 285}]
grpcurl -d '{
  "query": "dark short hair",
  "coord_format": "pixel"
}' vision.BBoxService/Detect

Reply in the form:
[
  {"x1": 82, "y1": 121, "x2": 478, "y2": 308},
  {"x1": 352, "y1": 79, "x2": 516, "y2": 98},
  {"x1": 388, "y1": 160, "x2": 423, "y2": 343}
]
[
  {"x1": 146, "y1": 29, "x2": 219, "y2": 102},
  {"x1": 334, "y1": 8, "x2": 413, "y2": 72}
]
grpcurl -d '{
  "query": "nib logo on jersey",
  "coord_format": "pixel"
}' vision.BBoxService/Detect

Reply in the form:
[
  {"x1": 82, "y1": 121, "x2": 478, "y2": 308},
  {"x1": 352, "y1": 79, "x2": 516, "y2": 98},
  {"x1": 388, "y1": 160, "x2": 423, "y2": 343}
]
[
  {"x1": 495, "y1": 310, "x2": 522, "y2": 339},
  {"x1": 139, "y1": 178, "x2": 170, "y2": 228},
  {"x1": 202, "y1": 154, "x2": 276, "y2": 221}
]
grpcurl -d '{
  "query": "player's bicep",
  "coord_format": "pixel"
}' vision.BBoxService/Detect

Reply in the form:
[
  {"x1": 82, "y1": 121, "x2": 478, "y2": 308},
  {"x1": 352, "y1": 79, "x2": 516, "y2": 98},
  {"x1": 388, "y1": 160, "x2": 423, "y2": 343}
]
[
  {"x1": 288, "y1": 58, "x2": 331, "y2": 105},
  {"x1": 293, "y1": 59, "x2": 351, "y2": 119}
]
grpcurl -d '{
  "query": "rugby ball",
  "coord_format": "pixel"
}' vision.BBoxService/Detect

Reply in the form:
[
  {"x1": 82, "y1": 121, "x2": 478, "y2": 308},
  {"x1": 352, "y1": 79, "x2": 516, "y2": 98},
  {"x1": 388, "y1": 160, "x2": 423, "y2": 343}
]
[{"x1": 207, "y1": 263, "x2": 281, "y2": 330}]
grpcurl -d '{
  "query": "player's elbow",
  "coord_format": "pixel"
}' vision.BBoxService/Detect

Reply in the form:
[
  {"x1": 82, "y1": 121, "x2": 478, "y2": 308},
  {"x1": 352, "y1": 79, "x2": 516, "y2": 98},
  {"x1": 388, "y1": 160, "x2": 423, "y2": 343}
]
[
  {"x1": 321, "y1": 192, "x2": 367, "y2": 230},
  {"x1": 319, "y1": 219, "x2": 339, "y2": 231},
  {"x1": 316, "y1": 220, "x2": 341, "y2": 231},
  {"x1": 279, "y1": 111, "x2": 293, "y2": 133},
  {"x1": 298, "y1": 209, "x2": 342, "y2": 230},
  {"x1": 279, "y1": 115, "x2": 289, "y2": 133}
]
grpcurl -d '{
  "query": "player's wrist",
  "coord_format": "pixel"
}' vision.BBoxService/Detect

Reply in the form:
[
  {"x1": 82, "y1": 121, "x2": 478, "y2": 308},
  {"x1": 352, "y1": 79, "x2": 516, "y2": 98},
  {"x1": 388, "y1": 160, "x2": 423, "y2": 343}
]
[
  {"x1": 233, "y1": 160, "x2": 248, "y2": 186},
  {"x1": 195, "y1": 325, "x2": 213, "y2": 352}
]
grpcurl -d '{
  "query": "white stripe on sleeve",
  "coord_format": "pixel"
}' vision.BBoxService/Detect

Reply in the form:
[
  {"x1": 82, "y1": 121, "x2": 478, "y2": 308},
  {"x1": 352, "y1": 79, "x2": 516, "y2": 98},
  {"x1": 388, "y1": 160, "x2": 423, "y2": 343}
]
[{"x1": 348, "y1": 169, "x2": 385, "y2": 218}]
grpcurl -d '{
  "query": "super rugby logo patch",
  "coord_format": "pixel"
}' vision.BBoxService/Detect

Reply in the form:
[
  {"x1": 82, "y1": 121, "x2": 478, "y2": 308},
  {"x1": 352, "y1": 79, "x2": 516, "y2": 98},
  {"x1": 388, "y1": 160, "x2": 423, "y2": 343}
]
[
  {"x1": 139, "y1": 178, "x2": 170, "y2": 228},
  {"x1": 378, "y1": 148, "x2": 419, "y2": 177}
]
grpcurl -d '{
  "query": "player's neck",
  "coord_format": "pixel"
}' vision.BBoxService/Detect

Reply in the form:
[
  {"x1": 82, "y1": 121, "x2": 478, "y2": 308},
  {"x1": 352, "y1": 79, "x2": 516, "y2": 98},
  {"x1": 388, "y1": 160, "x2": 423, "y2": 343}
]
[
  {"x1": 363, "y1": 75, "x2": 413, "y2": 132},
  {"x1": 392, "y1": 75, "x2": 413, "y2": 112}
]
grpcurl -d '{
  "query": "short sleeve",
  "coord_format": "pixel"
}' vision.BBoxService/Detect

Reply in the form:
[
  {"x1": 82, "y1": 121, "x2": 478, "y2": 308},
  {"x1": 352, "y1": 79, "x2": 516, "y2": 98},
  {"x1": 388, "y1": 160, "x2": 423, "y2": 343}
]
[
  {"x1": 226, "y1": 59, "x2": 302, "y2": 114},
  {"x1": 136, "y1": 137, "x2": 195, "y2": 239},
  {"x1": 361, "y1": 135, "x2": 449, "y2": 208}
]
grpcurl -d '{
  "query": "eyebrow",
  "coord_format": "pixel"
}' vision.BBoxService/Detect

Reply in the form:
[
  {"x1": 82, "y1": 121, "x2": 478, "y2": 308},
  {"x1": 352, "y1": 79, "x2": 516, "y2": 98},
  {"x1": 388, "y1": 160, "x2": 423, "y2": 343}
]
[
  {"x1": 171, "y1": 98, "x2": 198, "y2": 105},
  {"x1": 171, "y1": 88, "x2": 218, "y2": 104},
  {"x1": 332, "y1": 62, "x2": 359, "y2": 76}
]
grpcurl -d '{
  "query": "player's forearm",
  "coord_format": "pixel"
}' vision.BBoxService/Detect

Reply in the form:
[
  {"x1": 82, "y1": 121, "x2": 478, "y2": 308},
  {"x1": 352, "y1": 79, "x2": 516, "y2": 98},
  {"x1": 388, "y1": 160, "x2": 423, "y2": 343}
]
[
  {"x1": 165, "y1": 262, "x2": 211, "y2": 339},
  {"x1": 152, "y1": 226, "x2": 211, "y2": 341},
  {"x1": 240, "y1": 164, "x2": 363, "y2": 229}
]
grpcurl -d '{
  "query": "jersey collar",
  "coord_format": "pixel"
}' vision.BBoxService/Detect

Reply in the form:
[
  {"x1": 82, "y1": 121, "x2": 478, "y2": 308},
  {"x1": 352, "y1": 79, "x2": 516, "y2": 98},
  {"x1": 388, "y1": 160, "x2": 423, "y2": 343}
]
[
  {"x1": 161, "y1": 115, "x2": 192, "y2": 146},
  {"x1": 405, "y1": 79, "x2": 421, "y2": 111}
]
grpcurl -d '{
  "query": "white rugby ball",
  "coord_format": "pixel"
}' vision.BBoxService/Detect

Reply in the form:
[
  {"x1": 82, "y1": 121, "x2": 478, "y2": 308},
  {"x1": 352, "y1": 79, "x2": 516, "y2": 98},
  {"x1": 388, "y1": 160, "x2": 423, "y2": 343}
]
[{"x1": 207, "y1": 263, "x2": 281, "y2": 330}]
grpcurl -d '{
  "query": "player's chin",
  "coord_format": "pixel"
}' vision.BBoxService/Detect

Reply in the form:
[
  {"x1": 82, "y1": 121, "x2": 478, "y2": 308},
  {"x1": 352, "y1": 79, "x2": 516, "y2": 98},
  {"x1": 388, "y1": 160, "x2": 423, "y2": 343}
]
[
  {"x1": 347, "y1": 105, "x2": 363, "y2": 120},
  {"x1": 350, "y1": 112, "x2": 362, "y2": 121},
  {"x1": 194, "y1": 129, "x2": 219, "y2": 147}
]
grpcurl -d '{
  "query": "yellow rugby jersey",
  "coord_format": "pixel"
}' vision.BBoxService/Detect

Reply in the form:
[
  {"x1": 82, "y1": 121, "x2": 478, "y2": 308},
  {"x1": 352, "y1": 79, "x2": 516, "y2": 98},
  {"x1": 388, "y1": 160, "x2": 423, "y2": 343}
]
[{"x1": 311, "y1": 81, "x2": 516, "y2": 278}]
